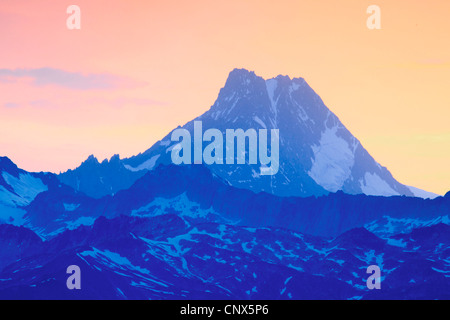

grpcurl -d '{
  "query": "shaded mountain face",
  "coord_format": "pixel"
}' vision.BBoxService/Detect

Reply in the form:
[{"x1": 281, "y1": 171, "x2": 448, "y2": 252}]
[
  {"x1": 0, "y1": 66, "x2": 447, "y2": 300},
  {"x1": 24, "y1": 162, "x2": 450, "y2": 240},
  {"x1": 1, "y1": 158, "x2": 449, "y2": 299},
  {"x1": 0, "y1": 224, "x2": 42, "y2": 271},
  {"x1": 122, "y1": 68, "x2": 414, "y2": 198},
  {"x1": 0, "y1": 156, "x2": 60, "y2": 225},
  {"x1": 58, "y1": 68, "x2": 437, "y2": 199},
  {"x1": 0, "y1": 214, "x2": 449, "y2": 300},
  {"x1": 58, "y1": 154, "x2": 146, "y2": 199}
]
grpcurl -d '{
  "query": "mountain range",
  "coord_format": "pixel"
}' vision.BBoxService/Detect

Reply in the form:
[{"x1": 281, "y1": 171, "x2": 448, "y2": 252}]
[
  {"x1": 58, "y1": 69, "x2": 439, "y2": 200},
  {"x1": 2, "y1": 158, "x2": 449, "y2": 240},
  {"x1": 0, "y1": 189, "x2": 449, "y2": 299},
  {"x1": 1, "y1": 154, "x2": 449, "y2": 299},
  {"x1": 0, "y1": 68, "x2": 448, "y2": 299}
]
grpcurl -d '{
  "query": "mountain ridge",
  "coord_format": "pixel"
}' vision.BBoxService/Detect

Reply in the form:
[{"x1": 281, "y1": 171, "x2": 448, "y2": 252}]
[
  {"x1": 55, "y1": 68, "x2": 439, "y2": 199},
  {"x1": 1, "y1": 213, "x2": 448, "y2": 299},
  {"x1": 22, "y1": 162, "x2": 450, "y2": 239},
  {"x1": 121, "y1": 68, "x2": 423, "y2": 198}
]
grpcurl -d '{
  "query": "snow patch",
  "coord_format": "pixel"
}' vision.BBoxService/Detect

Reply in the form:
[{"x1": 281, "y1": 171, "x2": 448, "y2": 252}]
[
  {"x1": 65, "y1": 216, "x2": 96, "y2": 230},
  {"x1": 407, "y1": 185, "x2": 440, "y2": 199},
  {"x1": 0, "y1": 202, "x2": 27, "y2": 225},
  {"x1": 265, "y1": 79, "x2": 278, "y2": 120},
  {"x1": 79, "y1": 247, "x2": 166, "y2": 285},
  {"x1": 131, "y1": 192, "x2": 224, "y2": 222},
  {"x1": 289, "y1": 82, "x2": 301, "y2": 93},
  {"x1": 160, "y1": 140, "x2": 170, "y2": 147},
  {"x1": 360, "y1": 172, "x2": 399, "y2": 197},
  {"x1": 387, "y1": 238, "x2": 407, "y2": 248},
  {"x1": 1, "y1": 172, "x2": 47, "y2": 206},
  {"x1": 124, "y1": 155, "x2": 160, "y2": 172},
  {"x1": 308, "y1": 126, "x2": 354, "y2": 192},
  {"x1": 63, "y1": 203, "x2": 80, "y2": 212},
  {"x1": 364, "y1": 215, "x2": 450, "y2": 238},
  {"x1": 253, "y1": 116, "x2": 266, "y2": 129}
]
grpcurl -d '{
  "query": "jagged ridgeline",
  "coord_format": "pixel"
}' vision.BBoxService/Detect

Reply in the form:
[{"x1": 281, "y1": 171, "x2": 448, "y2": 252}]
[
  {"x1": 1, "y1": 69, "x2": 448, "y2": 300},
  {"x1": 59, "y1": 69, "x2": 438, "y2": 199}
]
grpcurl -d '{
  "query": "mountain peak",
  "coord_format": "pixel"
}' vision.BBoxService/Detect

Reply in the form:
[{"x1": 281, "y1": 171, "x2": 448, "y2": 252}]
[
  {"x1": 84, "y1": 155, "x2": 99, "y2": 164},
  {"x1": 228, "y1": 67, "x2": 256, "y2": 78},
  {"x1": 59, "y1": 153, "x2": 146, "y2": 199},
  {"x1": 272, "y1": 74, "x2": 291, "y2": 82},
  {"x1": 0, "y1": 156, "x2": 17, "y2": 169},
  {"x1": 224, "y1": 68, "x2": 261, "y2": 88},
  {"x1": 0, "y1": 156, "x2": 21, "y2": 176},
  {"x1": 65, "y1": 68, "x2": 423, "y2": 199},
  {"x1": 101, "y1": 154, "x2": 121, "y2": 165},
  {"x1": 120, "y1": 68, "x2": 417, "y2": 198},
  {"x1": 334, "y1": 227, "x2": 385, "y2": 248},
  {"x1": 226, "y1": 69, "x2": 306, "y2": 89}
]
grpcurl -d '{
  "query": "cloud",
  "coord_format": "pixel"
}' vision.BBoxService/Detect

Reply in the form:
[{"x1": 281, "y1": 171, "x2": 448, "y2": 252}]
[
  {"x1": 89, "y1": 97, "x2": 168, "y2": 108},
  {"x1": 3, "y1": 102, "x2": 19, "y2": 108},
  {"x1": 0, "y1": 67, "x2": 146, "y2": 90},
  {"x1": 2, "y1": 97, "x2": 167, "y2": 110}
]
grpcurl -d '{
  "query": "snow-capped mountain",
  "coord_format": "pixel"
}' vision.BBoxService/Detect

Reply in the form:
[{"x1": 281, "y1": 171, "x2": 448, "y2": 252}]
[
  {"x1": 0, "y1": 156, "x2": 58, "y2": 226},
  {"x1": 121, "y1": 68, "x2": 425, "y2": 198},
  {"x1": 58, "y1": 68, "x2": 438, "y2": 199},
  {"x1": 0, "y1": 68, "x2": 448, "y2": 300},
  {"x1": 0, "y1": 156, "x2": 101, "y2": 237}
]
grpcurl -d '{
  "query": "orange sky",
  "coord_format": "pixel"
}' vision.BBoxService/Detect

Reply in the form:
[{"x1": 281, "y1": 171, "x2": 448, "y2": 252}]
[{"x1": 0, "y1": 0, "x2": 449, "y2": 195}]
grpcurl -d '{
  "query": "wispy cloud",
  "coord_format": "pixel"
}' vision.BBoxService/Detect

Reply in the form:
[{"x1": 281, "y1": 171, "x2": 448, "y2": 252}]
[
  {"x1": 2, "y1": 97, "x2": 167, "y2": 109},
  {"x1": 89, "y1": 97, "x2": 168, "y2": 108},
  {"x1": 3, "y1": 102, "x2": 19, "y2": 108},
  {"x1": 0, "y1": 67, "x2": 146, "y2": 90}
]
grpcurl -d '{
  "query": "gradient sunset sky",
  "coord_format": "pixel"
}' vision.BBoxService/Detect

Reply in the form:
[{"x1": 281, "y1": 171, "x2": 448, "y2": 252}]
[{"x1": 0, "y1": 0, "x2": 449, "y2": 195}]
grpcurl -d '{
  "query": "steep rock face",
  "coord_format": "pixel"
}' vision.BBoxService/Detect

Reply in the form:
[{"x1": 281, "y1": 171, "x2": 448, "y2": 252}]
[
  {"x1": 0, "y1": 159, "x2": 448, "y2": 299},
  {"x1": 0, "y1": 224, "x2": 42, "y2": 272},
  {"x1": 124, "y1": 69, "x2": 414, "y2": 198},
  {"x1": 0, "y1": 156, "x2": 58, "y2": 225},
  {"x1": 26, "y1": 163, "x2": 450, "y2": 239},
  {"x1": 58, "y1": 154, "x2": 146, "y2": 199}
]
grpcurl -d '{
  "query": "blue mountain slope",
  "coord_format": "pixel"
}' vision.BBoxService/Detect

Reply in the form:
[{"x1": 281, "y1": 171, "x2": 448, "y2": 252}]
[
  {"x1": 2, "y1": 156, "x2": 449, "y2": 299},
  {"x1": 0, "y1": 215, "x2": 448, "y2": 299},
  {"x1": 0, "y1": 224, "x2": 42, "y2": 271},
  {"x1": 58, "y1": 154, "x2": 146, "y2": 199},
  {"x1": 105, "y1": 165, "x2": 448, "y2": 238},
  {"x1": 58, "y1": 69, "x2": 437, "y2": 199},
  {"x1": 0, "y1": 156, "x2": 61, "y2": 226},
  {"x1": 23, "y1": 162, "x2": 450, "y2": 239},
  {"x1": 126, "y1": 69, "x2": 425, "y2": 197}
]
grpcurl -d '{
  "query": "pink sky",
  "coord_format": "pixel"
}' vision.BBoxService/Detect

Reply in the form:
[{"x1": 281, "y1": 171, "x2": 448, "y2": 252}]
[{"x1": 0, "y1": 0, "x2": 449, "y2": 195}]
